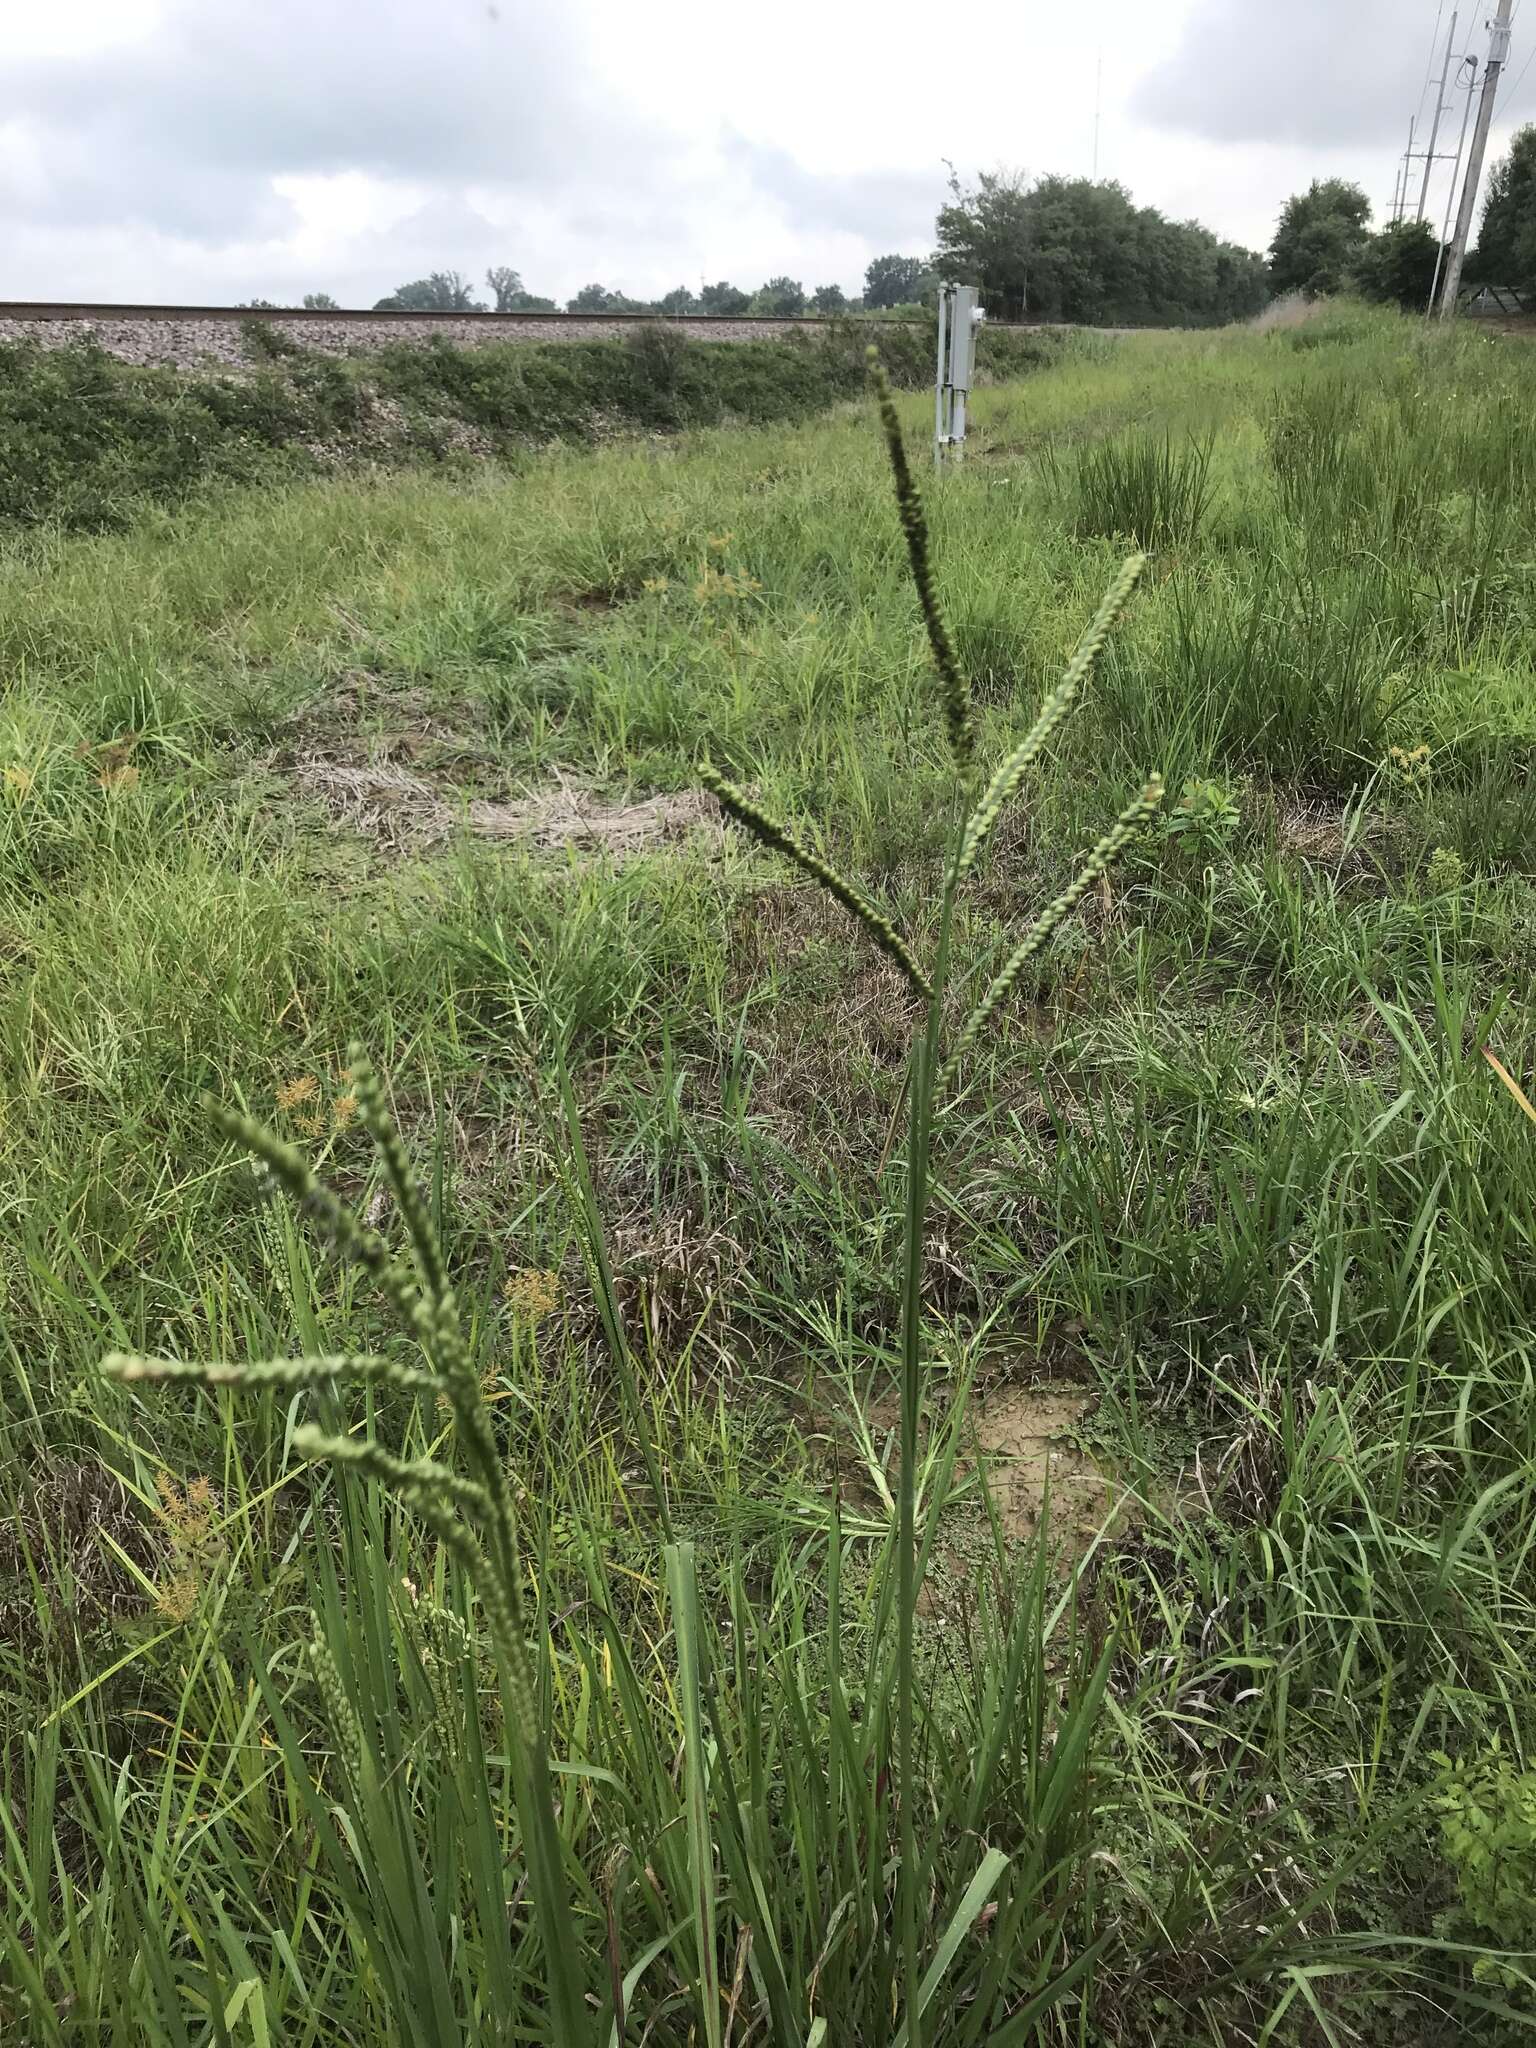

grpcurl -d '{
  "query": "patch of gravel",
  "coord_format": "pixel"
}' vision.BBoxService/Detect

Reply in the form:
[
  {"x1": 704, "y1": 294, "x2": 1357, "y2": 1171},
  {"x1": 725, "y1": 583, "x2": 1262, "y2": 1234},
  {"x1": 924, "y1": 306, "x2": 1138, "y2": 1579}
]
[{"x1": 0, "y1": 313, "x2": 833, "y2": 372}]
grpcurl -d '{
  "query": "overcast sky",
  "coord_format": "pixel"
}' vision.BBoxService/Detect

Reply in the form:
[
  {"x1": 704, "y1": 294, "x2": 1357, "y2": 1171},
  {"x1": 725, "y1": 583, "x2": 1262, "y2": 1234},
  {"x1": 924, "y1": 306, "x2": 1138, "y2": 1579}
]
[{"x1": 3, "y1": 0, "x2": 1534, "y2": 306}]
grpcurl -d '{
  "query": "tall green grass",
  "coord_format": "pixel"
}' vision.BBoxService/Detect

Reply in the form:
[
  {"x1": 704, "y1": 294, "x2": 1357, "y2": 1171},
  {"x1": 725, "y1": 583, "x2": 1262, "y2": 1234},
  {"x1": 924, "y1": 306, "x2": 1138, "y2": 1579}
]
[
  {"x1": 75, "y1": 358, "x2": 1160, "y2": 2045},
  {"x1": 1072, "y1": 431, "x2": 1213, "y2": 553},
  {"x1": 5, "y1": 303, "x2": 1536, "y2": 2041}
]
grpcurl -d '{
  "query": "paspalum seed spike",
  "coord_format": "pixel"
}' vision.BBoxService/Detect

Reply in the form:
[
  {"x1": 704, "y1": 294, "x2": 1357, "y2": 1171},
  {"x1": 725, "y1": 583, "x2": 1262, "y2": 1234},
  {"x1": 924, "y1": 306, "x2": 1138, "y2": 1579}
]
[
  {"x1": 959, "y1": 554, "x2": 1147, "y2": 878},
  {"x1": 868, "y1": 349, "x2": 976, "y2": 782},
  {"x1": 291, "y1": 1425, "x2": 493, "y2": 1520},
  {"x1": 349, "y1": 1044, "x2": 452, "y2": 1306},
  {"x1": 702, "y1": 762, "x2": 932, "y2": 999},
  {"x1": 942, "y1": 777, "x2": 1164, "y2": 1088},
  {"x1": 102, "y1": 1351, "x2": 443, "y2": 1394},
  {"x1": 208, "y1": 1095, "x2": 428, "y2": 1337}
]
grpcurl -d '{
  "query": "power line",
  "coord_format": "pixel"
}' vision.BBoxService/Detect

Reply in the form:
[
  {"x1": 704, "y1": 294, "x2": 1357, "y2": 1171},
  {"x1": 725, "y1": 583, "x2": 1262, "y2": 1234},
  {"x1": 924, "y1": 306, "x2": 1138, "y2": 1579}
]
[
  {"x1": 1416, "y1": 9, "x2": 1462, "y2": 219},
  {"x1": 1415, "y1": 0, "x2": 1449, "y2": 128},
  {"x1": 1397, "y1": 4, "x2": 1484, "y2": 230},
  {"x1": 1507, "y1": 35, "x2": 1536, "y2": 108}
]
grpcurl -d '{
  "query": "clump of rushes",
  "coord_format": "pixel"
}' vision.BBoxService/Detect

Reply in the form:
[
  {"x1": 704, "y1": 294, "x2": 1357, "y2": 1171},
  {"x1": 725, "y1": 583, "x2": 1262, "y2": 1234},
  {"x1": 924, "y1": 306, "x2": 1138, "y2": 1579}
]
[
  {"x1": 101, "y1": 358, "x2": 1160, "y2": 2048},
  {"x1": 700, "y1": 350, "x2": 1161, "y2": 2047}
]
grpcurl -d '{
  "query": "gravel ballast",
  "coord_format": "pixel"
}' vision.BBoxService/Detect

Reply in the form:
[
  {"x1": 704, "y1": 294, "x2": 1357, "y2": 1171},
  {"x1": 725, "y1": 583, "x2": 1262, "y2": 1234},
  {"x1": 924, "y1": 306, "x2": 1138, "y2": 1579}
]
[{"x1": 0, "y1": 311, "x2": 849, "y2": 372}]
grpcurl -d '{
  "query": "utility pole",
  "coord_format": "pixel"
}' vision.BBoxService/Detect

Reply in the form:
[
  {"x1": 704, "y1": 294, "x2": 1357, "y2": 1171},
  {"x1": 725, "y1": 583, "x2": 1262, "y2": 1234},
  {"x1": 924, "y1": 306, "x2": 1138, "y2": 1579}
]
[
  {"x1": 1093, "y1": 49, "x2": 1103, "y2": 179},
  {"x1": 1416, "y1": 9, "x2": 1459, "y2": 220},
  {"x1": 1438, "y1": 0, "x2": 1514, "y2": 318},
  {"x1": 1427, "y1": 56, "x2": 1480, "y2": 313}
]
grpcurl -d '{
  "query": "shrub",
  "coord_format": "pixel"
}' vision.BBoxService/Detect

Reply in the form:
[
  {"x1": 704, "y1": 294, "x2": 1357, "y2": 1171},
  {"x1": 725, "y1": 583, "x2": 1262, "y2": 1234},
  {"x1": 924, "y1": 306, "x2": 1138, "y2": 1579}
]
[
  {"x1": 1436, "y1": 1746, "x2": 1536, "y2": 1992},
  {"x1": 622, "y1": 321, "x2": 691, "y2": 396},
  {"x1": 0, "y1": 322, "x2": 1075, "y2": 531},
  {"x1": 239, "y1": 316, "x2": 303, "y2": 362}
]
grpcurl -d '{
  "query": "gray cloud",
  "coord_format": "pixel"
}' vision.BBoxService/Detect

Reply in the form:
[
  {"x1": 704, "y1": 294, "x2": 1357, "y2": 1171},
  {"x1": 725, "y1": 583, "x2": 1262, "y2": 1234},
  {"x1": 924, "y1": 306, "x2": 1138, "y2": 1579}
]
[
  {"x1": 718, "y1": 136, "x2": 937, "y2": 246},
  {"x1": 0, "y1": 0, "x2": 1096, "y2": 302},
  {"x1": 6, "y1": 0, "x2": 669, "y2": 241},
  {"x1": 1136, "y1": 1, "x2": 1472, "y2": 149}
]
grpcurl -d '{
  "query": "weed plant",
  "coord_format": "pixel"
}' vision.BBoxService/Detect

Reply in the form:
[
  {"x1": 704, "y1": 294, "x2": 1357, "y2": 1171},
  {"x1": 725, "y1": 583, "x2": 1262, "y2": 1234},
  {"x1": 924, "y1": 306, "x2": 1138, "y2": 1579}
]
[{"x1": 1072, "y1": 430, "x2": 1213, "y2": 552}]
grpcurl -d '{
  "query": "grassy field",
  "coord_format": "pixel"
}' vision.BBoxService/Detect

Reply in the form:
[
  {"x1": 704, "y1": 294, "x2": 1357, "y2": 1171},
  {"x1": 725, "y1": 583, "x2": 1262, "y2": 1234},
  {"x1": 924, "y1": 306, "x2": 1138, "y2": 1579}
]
[{"x1": 5, "y1": 305, "x2": 1536, "y2": 2043}]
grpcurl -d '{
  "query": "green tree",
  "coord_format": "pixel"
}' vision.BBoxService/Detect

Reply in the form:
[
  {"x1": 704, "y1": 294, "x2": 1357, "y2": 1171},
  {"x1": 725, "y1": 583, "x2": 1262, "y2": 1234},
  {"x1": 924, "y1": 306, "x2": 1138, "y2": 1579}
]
[
  {"x1": 566, "y1": 283, "x2": 652, "y2": 312},
  {"x1": 1355, "y1": 219, "x2": 1441, "y2": 311},
  {"x1": 698, "y1": 280, "x2": 750, "y2": 315},
  {"x1": 810, "y1": 283, "x2": 848, "y2": 314},
  {"x1": 751, "y1": 276, "x2": 807, "y2": 316},
  {"x1": 301, "y1": 292, "x2": 340, "y2": 310},
  {"x1": 1213, "y1": 245, "x2": 1270, "y2": 322},
  {"x1": 657, "y1": 286, "x2": 700, "y2": 316},
  {"x1": 937, "y1": 170, "x2": 1266, "y2": 325},
  {"x1": 936, "y1": 171, "x2": 1032, "y2": 316},
  {"x1": 1267, "y1": 180, "x2": 1372, "y2": 296},
  {"x1": 1474, "y1": 124, "x2": 1536, "y2": 288},
  {"x1": 864, "y1": 254, "x2": 925, "y2": 308},
  {"x1": 484, "y1": 266, "x2": 556, "y2": 312},
  {"x1": 374, "y1": 271, "x2": 484, "y2": 312}
]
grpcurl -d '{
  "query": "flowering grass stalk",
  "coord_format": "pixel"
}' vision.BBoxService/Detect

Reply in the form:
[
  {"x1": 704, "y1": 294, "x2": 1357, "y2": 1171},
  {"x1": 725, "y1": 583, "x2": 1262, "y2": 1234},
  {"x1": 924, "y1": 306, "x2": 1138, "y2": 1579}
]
[{"x1": 695, "y1": 351, "x2": 1162, "y2": 2048}]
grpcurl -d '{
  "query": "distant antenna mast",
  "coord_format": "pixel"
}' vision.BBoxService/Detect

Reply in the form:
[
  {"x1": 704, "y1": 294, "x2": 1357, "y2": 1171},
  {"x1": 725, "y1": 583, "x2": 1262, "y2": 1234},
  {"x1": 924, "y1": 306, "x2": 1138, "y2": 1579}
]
[{"x1": 1093, "y1": 50, "x2": 1103, "y2": 179}]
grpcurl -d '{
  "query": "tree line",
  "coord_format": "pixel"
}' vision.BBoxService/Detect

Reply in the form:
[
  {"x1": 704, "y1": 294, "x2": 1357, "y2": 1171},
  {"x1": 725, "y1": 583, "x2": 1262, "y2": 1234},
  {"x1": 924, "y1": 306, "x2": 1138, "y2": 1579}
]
[
  {"x1": 356, "y1": 186, "x2": 1269, "y2": 330},
  {"x1": 1266, "y1": 125, "x2": 1536, "y2": 311},
  {"x1": 260, "y1": 131, "x2": 1536, "y2": 332},
  {"x1": 355, "y1": 260, "x2": 933, "y2": 317},
  {"x1": 934, "y1": 171, "x2": 1270, "y2": 325}
]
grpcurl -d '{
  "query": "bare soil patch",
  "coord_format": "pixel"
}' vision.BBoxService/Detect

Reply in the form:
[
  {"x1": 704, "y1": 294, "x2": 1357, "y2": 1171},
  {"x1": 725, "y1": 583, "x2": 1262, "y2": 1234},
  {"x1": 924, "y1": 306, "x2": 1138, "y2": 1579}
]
[
  {"x1": 293, "y1": 754, "x2": 722, "y2": 859},
  {"x1": 963, "y1": 1380, "x2": 1126, "y2": 1553},
  {"x1": 859, "y1": 1371, "x2": 1139, "y2": 1583}
]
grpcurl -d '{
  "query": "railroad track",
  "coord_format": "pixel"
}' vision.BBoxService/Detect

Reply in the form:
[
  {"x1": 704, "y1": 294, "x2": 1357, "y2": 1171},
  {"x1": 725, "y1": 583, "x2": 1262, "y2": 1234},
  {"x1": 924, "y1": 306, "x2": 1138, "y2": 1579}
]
[
  {"x1": 0, "y1": 300, "x2": 1065, "y2": 373},
  {"x1": 0, "y1": 300, "x2": 900, "y2": 329}
]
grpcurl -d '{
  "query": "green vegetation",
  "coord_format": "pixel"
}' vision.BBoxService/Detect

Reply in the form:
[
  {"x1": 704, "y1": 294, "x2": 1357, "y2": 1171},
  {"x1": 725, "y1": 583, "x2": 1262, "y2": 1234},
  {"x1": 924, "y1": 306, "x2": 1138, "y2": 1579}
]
[
  {"x1": 1268, "y1": 178, "x2": 1375, "y2": 298},
  {"x1": 1268, "y1": 140, "x2": 1536, "y2": 314},
  {"x1": 865, "y1": 253, "x2": 933, "y2": 310},
  {"x1": 1354, "y1": 219, "x2": 1442, "y2": 314},
  {"x1": 936, "y1": 170, "x2": 1270, "y2": 325},
  {"x1": 5, "y1": 305, "x2": 1536, "y2": 2042},
  {"x1": 0, "y1": 320, "x2": 1071, "y2": 533},
  {"x1": 1473, "y1": 124, "x2": 1536, "y2": 292},
  {"x1": 374, "y1": 271, "x2": 486, "y2": 312}
]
